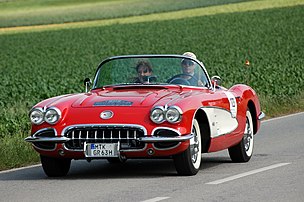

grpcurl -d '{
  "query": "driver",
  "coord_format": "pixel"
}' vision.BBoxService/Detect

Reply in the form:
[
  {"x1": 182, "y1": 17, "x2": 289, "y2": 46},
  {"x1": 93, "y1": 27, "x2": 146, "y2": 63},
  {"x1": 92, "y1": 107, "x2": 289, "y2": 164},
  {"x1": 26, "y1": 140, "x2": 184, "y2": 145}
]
[
  {"x1": 169, "y1": 52, "x2": 205, "y2": 86},
  {"x1": 181, "y1": 52, "x2": 199, "y2": 85}
]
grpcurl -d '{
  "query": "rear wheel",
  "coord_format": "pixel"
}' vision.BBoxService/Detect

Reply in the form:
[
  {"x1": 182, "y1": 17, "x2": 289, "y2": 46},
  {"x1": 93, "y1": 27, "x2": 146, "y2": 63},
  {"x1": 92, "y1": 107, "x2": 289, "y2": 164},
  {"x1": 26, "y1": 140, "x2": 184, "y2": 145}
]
[
  {"x1": 228, "y1": 109, "x2": 254, "y2": 162},
  {"x1": 173, "y1": 119, "x2": 202, "y2": 175},
  {"x1": 40, "y1": 155, "x2": 71, "y2": 177}
]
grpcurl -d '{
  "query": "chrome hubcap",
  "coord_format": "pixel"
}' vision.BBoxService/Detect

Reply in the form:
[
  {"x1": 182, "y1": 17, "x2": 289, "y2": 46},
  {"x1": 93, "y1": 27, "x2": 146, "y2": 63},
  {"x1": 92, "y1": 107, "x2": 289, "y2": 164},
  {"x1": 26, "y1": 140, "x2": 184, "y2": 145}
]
[
  {"x1": 243, "y1": 112, "x2": 254, "y2": 157},
  {"x1": 190, "y1": 128, "x2": 199, "y2": 164}
]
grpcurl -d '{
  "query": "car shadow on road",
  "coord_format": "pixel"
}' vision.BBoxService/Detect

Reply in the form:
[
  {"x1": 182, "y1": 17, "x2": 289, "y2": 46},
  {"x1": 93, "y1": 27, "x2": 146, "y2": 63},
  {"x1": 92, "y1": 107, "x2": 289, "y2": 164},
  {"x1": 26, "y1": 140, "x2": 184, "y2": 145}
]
[{"x1": 0, "y1": 156, "x2": 232, "y2": 181}]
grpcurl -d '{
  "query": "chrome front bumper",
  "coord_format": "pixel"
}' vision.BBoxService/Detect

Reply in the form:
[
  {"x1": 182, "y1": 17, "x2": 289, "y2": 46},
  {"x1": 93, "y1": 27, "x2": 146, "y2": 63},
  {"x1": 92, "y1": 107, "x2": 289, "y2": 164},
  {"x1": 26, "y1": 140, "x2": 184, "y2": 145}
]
[
  {"x1": 25, "y1": 133, "x2": 194, "y2": 143},
  {"x1": 24, "y1": 136, "x2": 70, "y2": 143},
  {"x1": 139, "y1": 134, "x2": 194, "y2": 142}
]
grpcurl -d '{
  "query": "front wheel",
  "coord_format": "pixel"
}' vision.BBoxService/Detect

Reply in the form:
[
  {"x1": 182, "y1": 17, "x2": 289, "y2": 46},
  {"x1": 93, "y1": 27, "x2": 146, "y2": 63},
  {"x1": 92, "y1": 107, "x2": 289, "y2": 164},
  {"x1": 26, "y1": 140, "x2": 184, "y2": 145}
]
[
  {"x1": 40, "y1": 155, "x2": 71, "y2": 177},
  {"x1": 228, "y1": 109, "x2": 254, "y2": 162},
  {"x1": 173, "y1": 119, "x2": 202, "y2": 175}
]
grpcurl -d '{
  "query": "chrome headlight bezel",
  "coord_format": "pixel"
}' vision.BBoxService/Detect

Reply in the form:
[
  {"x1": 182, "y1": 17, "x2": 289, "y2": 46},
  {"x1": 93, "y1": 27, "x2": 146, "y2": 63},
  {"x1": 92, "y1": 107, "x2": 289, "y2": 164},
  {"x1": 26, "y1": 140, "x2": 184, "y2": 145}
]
[
  {"x1": 150, "y1": 106, "x2": 165, "y2": 124},
  {"x1": 150, "y1": 105, "x2": 183, "y2": 124},
  {"x1": 29, "y1": 107, "x2": 44, "y2": 125},
  {"x1": 165, "y1": 106, "x2": 182, "y2": 123},
  {"x1": 44, "y1": 107, "x2": 61, "y2": 125}
]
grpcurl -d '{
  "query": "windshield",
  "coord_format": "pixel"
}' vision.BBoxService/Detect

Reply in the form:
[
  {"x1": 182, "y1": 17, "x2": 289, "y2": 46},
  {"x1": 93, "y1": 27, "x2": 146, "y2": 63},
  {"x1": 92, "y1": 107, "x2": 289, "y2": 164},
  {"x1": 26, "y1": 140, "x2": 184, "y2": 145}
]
[{"x1": 93, "y1": 55, "x2": 210, "y2": 88}]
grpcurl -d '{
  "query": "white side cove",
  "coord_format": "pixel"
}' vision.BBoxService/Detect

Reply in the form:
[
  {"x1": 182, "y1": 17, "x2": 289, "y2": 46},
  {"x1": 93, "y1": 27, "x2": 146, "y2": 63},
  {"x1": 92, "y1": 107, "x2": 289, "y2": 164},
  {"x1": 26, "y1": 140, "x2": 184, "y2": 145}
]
[
  {"x1": 201, "y1": 91, "x2": 239, "y2": 138},
  {"x1": 202, "y1": 107, "x2": 238, "y2": 138}
]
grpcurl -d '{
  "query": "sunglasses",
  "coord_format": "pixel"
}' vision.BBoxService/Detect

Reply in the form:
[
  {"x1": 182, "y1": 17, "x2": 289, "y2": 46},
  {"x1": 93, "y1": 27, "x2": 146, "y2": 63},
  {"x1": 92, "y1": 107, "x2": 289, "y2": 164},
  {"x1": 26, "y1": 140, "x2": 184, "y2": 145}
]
[
  {"x1": 182, "y1": 60, "x2": 195, "y2": 66},
  {"x1": 138, "y1": 69, "x2": 149, "y2": 74}
]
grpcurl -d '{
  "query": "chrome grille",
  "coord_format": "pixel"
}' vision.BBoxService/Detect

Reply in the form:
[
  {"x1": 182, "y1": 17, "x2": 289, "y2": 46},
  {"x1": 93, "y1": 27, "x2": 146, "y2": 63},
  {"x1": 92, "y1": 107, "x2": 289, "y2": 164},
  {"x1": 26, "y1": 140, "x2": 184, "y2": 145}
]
[{"x1": 63, "y1": 125, "x2": 146, "y2": 150}]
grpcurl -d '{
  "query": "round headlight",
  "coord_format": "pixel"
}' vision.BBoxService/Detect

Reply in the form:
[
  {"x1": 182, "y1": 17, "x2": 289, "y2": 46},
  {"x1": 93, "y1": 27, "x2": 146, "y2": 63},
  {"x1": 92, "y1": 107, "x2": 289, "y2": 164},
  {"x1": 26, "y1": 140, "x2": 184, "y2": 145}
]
[
  {"x1": 165, "y1": 106, "x2": 182, "y2": 123},
  {"x1": 150, "y1": 107, "x2": 165, "y2": 124},
  {"x1": 44, "y1": 107, "x2": 61, "y2": 124},
  {"x1": 30, "y1": 108, "x2": 44, "y2": 125}
]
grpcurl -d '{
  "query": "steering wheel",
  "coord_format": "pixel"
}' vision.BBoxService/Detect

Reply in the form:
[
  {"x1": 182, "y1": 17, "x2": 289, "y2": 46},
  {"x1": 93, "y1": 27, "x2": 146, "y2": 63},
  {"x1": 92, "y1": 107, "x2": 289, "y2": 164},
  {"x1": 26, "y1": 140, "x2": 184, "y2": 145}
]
[{"x1": 168, "y1": 74, "x2": 198, "y2": 86}]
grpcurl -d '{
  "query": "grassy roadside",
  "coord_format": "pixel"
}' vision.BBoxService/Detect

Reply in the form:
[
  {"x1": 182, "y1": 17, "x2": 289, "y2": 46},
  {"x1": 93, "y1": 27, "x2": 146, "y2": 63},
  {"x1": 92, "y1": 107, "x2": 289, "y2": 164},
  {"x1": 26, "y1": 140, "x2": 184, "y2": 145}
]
[
  {"x1": 0, "y1": 1, "x2": 303, "y2": 171},
  {"x1": 260, "y1": 93, "x2": 304, "y2": 118}
]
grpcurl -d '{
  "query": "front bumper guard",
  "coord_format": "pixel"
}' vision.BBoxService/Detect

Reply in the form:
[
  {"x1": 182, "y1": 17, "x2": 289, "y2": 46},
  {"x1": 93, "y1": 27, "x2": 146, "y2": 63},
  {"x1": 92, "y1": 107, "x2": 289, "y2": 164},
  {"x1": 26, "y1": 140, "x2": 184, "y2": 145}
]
[{"x1": 24, "y1": 133, "x2": 194, "y2": 143}]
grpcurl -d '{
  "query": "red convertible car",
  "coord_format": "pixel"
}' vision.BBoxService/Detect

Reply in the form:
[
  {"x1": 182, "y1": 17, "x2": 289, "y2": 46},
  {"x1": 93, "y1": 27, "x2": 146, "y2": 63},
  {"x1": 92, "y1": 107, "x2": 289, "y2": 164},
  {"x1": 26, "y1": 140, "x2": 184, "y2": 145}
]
[{"x1": 25, "y1": 55, "x2": 264, "y2": 177}]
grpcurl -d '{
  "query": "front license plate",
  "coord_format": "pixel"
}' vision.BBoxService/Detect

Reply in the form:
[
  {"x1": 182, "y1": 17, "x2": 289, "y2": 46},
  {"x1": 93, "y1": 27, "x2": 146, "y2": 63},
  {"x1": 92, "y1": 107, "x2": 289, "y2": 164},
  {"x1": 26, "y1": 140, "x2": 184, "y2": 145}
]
[{"x1": 84, "y1": 143, "x2": 118, "y2": 158}]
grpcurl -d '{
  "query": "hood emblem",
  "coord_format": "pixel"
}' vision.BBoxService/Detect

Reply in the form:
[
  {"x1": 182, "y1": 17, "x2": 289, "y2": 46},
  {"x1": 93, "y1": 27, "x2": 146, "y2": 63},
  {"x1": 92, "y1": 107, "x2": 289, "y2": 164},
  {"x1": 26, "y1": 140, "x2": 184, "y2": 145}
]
[
  {"x1": 100, "y1": 110, "x2": 113, "y2": 120},
  {"x1": 94, "y1": 100, "x2": 133, "y2": 106}
]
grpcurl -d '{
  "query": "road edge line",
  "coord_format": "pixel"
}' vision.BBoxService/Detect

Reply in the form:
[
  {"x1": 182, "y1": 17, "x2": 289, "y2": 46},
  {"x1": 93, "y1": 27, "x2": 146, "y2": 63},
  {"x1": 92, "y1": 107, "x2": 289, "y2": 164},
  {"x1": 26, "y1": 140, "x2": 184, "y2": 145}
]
[
  {"x1": 0, "y1": 164, "x2": 41, "y2": 174},
  {"x1": 263, "y1": 111, "x2": 304, "y2": 123}
]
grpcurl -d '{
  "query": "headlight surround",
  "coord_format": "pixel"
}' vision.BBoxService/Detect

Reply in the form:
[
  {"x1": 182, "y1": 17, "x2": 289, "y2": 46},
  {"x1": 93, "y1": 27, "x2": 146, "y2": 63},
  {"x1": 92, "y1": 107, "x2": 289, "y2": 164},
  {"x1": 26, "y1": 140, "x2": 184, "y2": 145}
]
[
  {"x1": 165, "y1": 106, "x2": 182, "y2": 123},
  {"x1": 150, "y1": 106, "x2": 183, "y2": 124},
  {"x1": 29, "y1": 108, "x2": 44, "y2": 125},
  {"x1": 150, "y1": 106, "x2": 165, "y2": 124},
  {"x1": 44, "y1": 107, "x2": 61, "y2": 124}
]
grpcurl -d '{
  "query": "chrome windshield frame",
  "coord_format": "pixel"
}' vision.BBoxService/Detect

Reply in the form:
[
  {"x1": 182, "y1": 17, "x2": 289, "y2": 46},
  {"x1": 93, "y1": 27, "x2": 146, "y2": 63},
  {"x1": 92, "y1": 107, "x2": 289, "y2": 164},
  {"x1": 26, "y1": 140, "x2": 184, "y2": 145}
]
[{"x1": 92, "y1": 54, "x2": 212, "y2": 89}]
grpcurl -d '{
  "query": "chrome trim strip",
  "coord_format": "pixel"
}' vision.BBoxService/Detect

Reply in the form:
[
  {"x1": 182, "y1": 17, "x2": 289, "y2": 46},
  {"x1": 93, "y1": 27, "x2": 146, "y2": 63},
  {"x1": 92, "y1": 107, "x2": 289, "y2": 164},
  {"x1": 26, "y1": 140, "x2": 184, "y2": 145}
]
[
  {"x1": 139, "y1": 133, "x2": 193, "y2": 143},
  {"x1": 258, "y1": 112, "x2": 266, "y2": 120}
]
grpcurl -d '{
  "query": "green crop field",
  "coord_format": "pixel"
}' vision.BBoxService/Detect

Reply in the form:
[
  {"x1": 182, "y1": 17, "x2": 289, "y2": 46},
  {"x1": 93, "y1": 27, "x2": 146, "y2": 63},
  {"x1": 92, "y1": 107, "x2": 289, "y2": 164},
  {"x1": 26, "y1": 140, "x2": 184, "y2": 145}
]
[
  {"x1": 0, "y1": 0, "x2": 248, "y2": 28},
  {"x1": 0, "y1": 0, "x2": 303, "y2": 170}
]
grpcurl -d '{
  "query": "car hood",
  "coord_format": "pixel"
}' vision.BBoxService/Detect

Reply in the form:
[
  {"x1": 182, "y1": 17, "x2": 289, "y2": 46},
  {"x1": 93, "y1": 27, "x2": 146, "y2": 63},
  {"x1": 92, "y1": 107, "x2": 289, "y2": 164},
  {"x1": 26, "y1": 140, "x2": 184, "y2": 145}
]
[{"x1": 71, "y1": 86, "x2": 182, "y2": 108}]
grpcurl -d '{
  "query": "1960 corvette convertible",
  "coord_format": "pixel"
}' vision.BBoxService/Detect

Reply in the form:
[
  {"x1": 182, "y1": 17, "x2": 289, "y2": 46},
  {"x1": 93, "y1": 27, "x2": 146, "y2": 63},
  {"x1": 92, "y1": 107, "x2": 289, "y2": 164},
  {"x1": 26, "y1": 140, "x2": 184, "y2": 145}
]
[{"x1": 25, "y1": 54, "x2": 264, "y2": 177}]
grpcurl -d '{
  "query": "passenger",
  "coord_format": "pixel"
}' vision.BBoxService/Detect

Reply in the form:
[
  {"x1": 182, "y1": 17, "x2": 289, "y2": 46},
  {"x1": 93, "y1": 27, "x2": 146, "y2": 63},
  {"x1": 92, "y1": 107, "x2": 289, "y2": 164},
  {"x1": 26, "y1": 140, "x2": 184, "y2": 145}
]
[{"x1": 134, "y1": 60, "x2": 153, "y2": 83}]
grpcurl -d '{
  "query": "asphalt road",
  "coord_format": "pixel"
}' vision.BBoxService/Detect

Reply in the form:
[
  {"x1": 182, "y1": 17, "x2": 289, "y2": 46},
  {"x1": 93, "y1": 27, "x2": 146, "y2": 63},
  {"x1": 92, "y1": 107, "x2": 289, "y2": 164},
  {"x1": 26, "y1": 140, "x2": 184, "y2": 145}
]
[{"x1": 1, "y1": 112, "x2": 303, "y2": 202}]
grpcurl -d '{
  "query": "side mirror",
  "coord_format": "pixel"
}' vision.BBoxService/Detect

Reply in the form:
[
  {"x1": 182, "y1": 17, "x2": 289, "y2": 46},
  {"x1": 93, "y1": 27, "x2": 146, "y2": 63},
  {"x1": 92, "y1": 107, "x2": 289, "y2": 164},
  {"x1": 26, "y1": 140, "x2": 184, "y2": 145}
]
[
  {"x1": 84, "y1": 78, "x2": 92, "y2": 93},
  {"x1": 211, "y1": 76, "x2": 221, "y2": 91}
]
